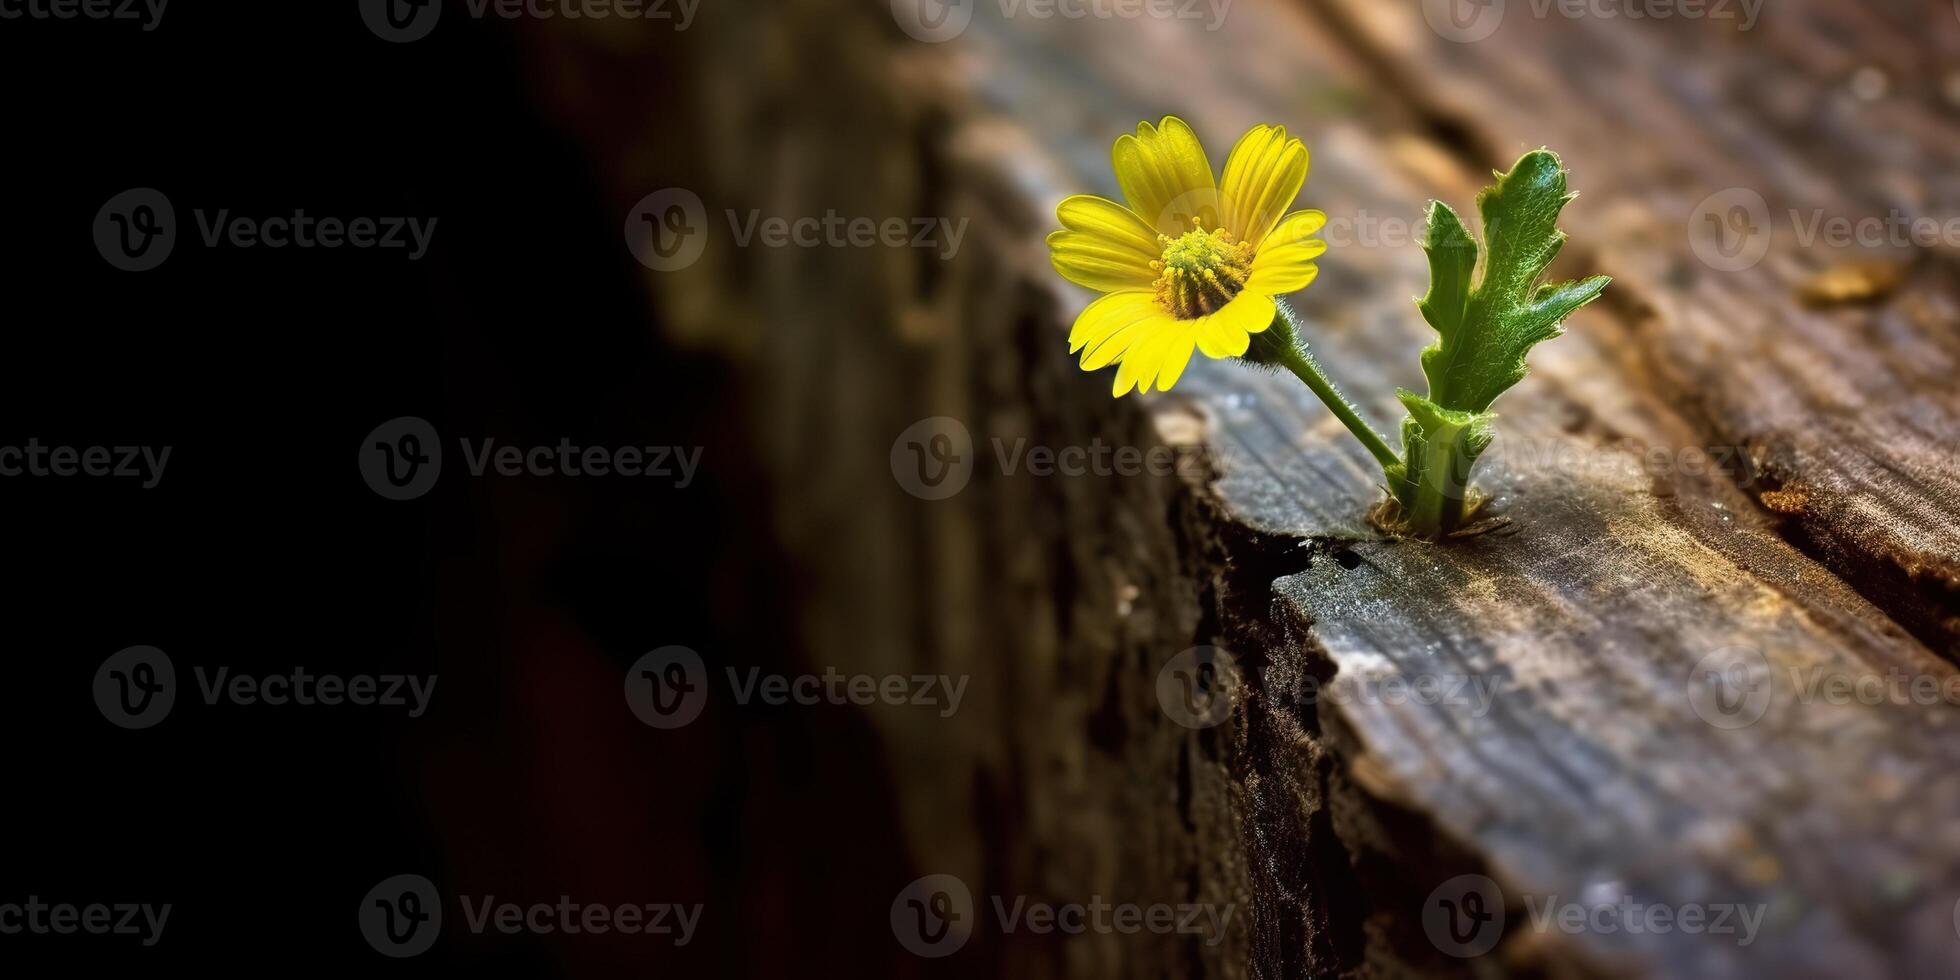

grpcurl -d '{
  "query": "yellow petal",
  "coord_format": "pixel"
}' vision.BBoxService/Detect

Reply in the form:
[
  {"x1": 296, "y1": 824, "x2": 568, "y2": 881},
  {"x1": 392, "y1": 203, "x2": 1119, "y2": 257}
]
[
  {"x1": 1247, "y1": 261, "x2": 1320, "y2": 297},
  {"x1": 1083, "y1": 315, "x2": 1159, "y2": 370},
  {"x1": 1121, "y1": 326, "x2": 1187, "y2": 395},
  {"x1": 1112, "y1": 117, "x2": 1220, "y2": 238},
  {"x1": 1048, "y1": 229, "x2": 1157, "y2": 292},
  {"x1": 1074, "y1": 290, "x2": 1160, "y2": 356},
  {"x1": 1055, "y1": 194, "x2": 1159, "y2": 259},
  {"x1": 1112, "y1": 333, "x2": 1159, "y2": 396},
  {"x1": 1219, "y1": 125, "x2": 1310, "y2": 249},
  {"x1": 1246, "y1": 210, "x2": 1328, "y2": 295},
  {"x1": 1193, "y1": 292, "x2": 1276, "y2": 358},
  {"x1": 1153, "y1": 332, "x2": 1198, "y2": 391},
  {"x1": 1194, "y1": 318, "x2": 1248, "y2": 359},
  {"x1": 1084, "y1": 305, "x2": 1176, "y2": 371}
]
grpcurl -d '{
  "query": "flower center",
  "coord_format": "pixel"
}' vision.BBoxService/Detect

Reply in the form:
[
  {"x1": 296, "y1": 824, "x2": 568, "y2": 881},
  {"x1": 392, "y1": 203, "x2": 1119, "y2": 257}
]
[{"x1": 1151, "y1": 219, "x2": 1254, "y2": 319}]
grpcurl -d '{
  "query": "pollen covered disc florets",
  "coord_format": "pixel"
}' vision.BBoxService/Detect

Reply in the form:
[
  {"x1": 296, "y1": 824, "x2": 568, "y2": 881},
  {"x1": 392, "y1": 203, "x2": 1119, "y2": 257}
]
[{"x1": 1151, "y1": 219, "x2": 1255, "y2": 319}]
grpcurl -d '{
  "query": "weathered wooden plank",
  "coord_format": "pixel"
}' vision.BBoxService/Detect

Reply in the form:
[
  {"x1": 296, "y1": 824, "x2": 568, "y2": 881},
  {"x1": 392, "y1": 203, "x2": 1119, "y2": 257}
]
[
  {"x1": 1318, "y1": 0, "x2": 1960, "y2": 656},
  {"x1": 962, "y1": 1, "x2": 1960, "y2": 976},
  {"x1": 510, "y1": 8, "x2": 1269, "y2": 978},
  {"x1": 514, "y1": 1, "x2": 1960, "y2": 975}
]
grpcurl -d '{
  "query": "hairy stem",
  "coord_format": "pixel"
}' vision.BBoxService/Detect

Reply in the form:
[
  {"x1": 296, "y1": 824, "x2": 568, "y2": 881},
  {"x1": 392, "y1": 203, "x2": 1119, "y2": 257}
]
[
  {"x1": 1397, "y1": 427, "x2": 1478, "y2": 538},
  {"x1": 1252, "y1": 304, "x2": 1401, "y2": 472}
]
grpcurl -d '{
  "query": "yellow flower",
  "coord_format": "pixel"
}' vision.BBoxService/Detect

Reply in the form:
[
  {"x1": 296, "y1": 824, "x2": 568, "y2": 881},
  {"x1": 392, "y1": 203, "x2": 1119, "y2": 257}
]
[{"x1": 1048, "y1": 118, "x2": 1329, "y2": 396}]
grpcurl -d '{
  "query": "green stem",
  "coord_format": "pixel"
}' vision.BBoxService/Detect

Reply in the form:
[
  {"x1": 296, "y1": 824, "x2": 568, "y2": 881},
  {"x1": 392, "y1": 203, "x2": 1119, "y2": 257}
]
[
  {"x1": 1259, "y1": 306, "x2": 1400, "y2": 472},
  {"x1": 1393, "y1": 405, "x2": 1486, "y2": 538},
  {"x1": 1404, "y1": 431, "x2": 1465, "y2": 537}
]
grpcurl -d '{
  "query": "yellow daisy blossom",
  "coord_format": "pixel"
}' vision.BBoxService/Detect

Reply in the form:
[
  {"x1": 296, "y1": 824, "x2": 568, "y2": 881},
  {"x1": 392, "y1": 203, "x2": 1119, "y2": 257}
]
[{"x1": 1048, "y1": 117, "x2": 1329, "y2": 396}]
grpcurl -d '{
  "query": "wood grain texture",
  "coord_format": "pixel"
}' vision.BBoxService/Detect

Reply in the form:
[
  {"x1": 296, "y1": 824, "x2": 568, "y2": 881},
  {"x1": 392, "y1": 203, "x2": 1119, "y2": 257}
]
[
  {"x1": 512, "y1": 5, "x2": 1263, "y2": 978},
  {"x1": 519, "y1": 0, "x2": 1960, "y2": 975},
  {"x1": 1318, "y1": 0, "x2": 1960, "y2": 656},
  {"x1": 962, "y1": 0, "x2": 1960, "y2": 975}
]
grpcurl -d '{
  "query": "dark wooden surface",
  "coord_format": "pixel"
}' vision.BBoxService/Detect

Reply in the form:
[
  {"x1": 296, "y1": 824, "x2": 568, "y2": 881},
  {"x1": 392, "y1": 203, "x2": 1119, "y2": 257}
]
[
  {"x1": 514, "y1": 0, "x2": 1960, "y2": 976},
  {"x1": 954, "y1": 0, "x2": 1960, "y2": 976},
  {"x1": 1319, "y1": 0, "x2": 1960, "y2": 657}
]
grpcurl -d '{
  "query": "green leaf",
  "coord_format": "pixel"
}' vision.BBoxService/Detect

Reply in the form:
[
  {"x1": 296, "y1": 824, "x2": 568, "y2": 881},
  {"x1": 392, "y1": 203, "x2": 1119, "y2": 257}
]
[
  {"x1": 1415, "y1": 149, "x2": 1610, "y2": 414},
  {"x1": 1396, "y1": 390, "x2": 1494, "y2": 458},
  {"x1": 1416, "y1": 200, "x2": 1476, "y2": 340},
  {"x1": 1390, "y1": 149, "x2": 1608, "y2": 537}
]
